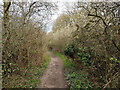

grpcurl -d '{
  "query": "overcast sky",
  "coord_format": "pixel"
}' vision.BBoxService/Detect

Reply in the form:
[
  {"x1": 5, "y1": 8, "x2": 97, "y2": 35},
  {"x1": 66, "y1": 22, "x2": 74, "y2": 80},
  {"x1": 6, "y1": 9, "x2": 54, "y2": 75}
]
[
  {"x1": 0, "y1": 0, "x2": 74, "y2": 32},
  {"x1": 0, "y1": 0, "x2": 118, "y2": 33},
  {"x1": 46, "y1": 2, "x2": 74, "y2": 33}
]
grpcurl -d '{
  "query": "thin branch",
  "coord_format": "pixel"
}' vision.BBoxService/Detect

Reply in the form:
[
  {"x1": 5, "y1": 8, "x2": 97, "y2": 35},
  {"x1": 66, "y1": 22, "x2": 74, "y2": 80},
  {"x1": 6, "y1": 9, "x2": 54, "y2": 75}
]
[
  {"x1": 102, "y1": 72, "x2": 119, "y2": 89},
  {"x1": 88, "y1": 13, "x2": 108, "y2": 34},
  {"x1": 112, "y1": 40, "x2": 120, "y2": 52},
  {"x1": 88, "y1": 14, "x2": 107, "y2": 26},
  {"x1": 5, "y1": 2, "x2": 11, "y2": 13},
  {"x1": 26, "y1": 2, "x2": 36, "y2": 17}
]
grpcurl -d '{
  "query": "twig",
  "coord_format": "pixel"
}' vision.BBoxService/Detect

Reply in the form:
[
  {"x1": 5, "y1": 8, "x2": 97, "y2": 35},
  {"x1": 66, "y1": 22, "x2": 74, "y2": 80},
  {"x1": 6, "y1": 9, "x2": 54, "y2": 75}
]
[{"x1": 102, "y1": 72, "x2": 119, "y2": 89}]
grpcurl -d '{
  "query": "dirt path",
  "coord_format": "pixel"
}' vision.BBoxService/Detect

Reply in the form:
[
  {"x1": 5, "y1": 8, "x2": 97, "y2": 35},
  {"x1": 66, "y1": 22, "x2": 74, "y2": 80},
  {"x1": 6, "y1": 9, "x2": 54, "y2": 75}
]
[{"x1": 37, "y1": 52, "x2": 67, "y2": 88}]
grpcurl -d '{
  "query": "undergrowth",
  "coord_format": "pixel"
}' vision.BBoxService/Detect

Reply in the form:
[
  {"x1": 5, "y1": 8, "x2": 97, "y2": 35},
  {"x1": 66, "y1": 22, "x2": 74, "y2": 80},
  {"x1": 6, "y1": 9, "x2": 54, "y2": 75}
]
[
  {"x1": 52, "y1": 52, "x2": 94, "y2": 89},
  {"x1": 2, "y1": 55, "x2": 51, "y2": 88}
]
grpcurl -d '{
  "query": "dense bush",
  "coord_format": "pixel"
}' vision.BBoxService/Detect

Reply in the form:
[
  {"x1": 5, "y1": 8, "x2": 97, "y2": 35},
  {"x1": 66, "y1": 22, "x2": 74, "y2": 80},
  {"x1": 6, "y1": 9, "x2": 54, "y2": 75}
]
[
  {"x1": 64, "y1": 44, "x2": 92, "y2": 67},
  {"x1": 64, "y1": 44, "x2": 75, "y2": 58},
  {"x1": 3, "y1": 19, "x2": 47, "y2": 74},
  {"x1": 2, "y1": 1, "x2": 55, "y2": 88},
  {"x1": 77, "y1": 47, "x2": 91, "y2": 67},
  {"x1": 2, "y1": 18, "x2": 48, "y2": 87}
]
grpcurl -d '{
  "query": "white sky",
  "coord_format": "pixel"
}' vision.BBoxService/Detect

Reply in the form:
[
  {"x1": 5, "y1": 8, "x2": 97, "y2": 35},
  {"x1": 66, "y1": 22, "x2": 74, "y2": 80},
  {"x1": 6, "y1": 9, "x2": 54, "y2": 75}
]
[
  {"x1": 46, "y1": 2, "x2": 68, "y2": 32},
  {"x1": 46, "y1": 2, "x2": 74, "y2": 32}
]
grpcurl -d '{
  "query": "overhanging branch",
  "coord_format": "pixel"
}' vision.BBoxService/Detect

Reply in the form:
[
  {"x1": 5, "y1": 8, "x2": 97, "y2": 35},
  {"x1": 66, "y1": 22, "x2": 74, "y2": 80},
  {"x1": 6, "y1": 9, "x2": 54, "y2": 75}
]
[
  {"x1": 88, "y1": 13, "x2": 120, "y2": 52},
  {"x1": 88, "y1": 13, "x2": 108, "y2": 34},
  {"x1": 88, "y1": 13, "x2": 107, "y2": 26}
]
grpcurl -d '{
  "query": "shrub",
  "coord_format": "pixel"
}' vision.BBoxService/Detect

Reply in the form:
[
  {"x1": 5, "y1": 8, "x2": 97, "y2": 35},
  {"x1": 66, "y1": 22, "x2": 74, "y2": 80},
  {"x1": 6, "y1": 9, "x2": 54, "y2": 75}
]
[
  {"x1": 64, "y1": 43, "x2": 92, "y2": 67},
  {"x1": 64, "y1": 44, "x2": 75, "y2": 58},
  {"x1": 77, "y1": 47, "x2": 91, "y2": 67}
]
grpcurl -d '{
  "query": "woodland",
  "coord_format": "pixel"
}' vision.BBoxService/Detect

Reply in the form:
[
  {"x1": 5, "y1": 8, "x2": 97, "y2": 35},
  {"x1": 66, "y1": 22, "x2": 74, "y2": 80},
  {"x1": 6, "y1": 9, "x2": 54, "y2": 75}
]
[{"x1": 1, "y1": 1, "x2": 120, "y2": 89}]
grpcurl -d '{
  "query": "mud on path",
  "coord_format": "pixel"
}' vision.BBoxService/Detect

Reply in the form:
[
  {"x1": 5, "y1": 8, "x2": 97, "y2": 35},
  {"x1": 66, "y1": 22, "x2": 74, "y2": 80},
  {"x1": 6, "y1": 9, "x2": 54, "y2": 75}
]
[{"x1": 37, "y1": 52, "x2": 67, "y2": 88}]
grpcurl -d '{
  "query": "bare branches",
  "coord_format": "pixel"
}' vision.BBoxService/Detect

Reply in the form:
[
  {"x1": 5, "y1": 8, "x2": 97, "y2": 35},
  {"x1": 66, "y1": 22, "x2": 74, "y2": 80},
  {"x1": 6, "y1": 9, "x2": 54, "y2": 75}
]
[
  {"x1": 103, "y1": 72, "x2": 120, "y2": 89},
  {"x1": 88, "y1": 14, "x2": 107, "y2": 27},
  {"x1": 87, "y1": 13, "x2": 120, "y2": 52},
  {"x1": 26, "y1": 2, "x2": 36, "y2": 17},
  {"x1": 88, "y1": 13, "x2": 108, "y2": 34}
]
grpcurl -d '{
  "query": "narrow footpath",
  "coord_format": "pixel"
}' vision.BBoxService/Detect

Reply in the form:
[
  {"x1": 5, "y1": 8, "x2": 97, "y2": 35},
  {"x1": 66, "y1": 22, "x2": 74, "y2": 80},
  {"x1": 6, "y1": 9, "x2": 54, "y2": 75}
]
[{"x1": 37, "y1": 52, "x2": 67, "y2": 88}]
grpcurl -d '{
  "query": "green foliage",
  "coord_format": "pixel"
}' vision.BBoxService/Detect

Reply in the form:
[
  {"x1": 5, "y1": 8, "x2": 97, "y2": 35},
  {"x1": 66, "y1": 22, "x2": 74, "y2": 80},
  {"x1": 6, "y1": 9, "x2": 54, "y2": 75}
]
[
  {"x1": 64, "y1": 44, "x2": 75, "y2": 58},
  {"x1": 67, "y1": 71, "x2": 93, "y2": 89},
  {"x1": 109, "y1": 57, "x2": 120, "y2": 63},
  {"x1": 2, "y1": 60, "x2": 19, "y2": 74},
  {"x1": 77, "y1": 47, "x2": 91, "y2": 67},
  {"x1": 64, "y1": 44, "x2": 91, "y2": 67}
]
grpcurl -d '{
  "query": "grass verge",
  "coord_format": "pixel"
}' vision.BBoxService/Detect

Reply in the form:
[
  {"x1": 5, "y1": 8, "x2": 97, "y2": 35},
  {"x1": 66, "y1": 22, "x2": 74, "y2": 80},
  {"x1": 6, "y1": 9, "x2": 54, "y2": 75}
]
[
  {"x1": 3, "y1": 54, "x2": 51, "y2": 88},
  {"x1": 52, "y1": 51, "x2": 94, "y2": 89}
]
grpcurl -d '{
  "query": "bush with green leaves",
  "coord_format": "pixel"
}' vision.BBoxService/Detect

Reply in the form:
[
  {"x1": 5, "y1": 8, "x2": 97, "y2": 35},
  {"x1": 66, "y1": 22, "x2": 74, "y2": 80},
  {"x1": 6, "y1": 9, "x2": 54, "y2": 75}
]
[
  {"x1": 64, "y1": 44, "x2": 75, "y2": 58},
  {"x1": 64, "y1": 43, "x2": 92, "y2": 67},
  {"x1": 67, "y1": 71, "x2": 93, "y2": 89},
  {"x1": 77, "y1": 47, "x2": 91, "y2": 67}
]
